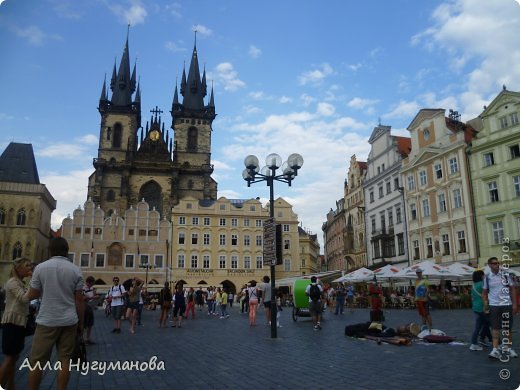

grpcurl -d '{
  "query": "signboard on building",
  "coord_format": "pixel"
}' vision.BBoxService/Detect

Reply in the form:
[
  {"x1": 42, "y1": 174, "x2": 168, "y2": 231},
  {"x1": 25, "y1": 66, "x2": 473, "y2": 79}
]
[{"x1": 263, "y1": 217, "x2": 276, "y2": 266}]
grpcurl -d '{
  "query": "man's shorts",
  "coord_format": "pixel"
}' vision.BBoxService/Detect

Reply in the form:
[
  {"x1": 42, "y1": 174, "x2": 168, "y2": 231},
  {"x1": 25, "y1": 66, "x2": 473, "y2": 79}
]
[
  {"x1": 416, "y1": 300, "x2": 429, "y2": 318},
  {"x1": 263, "y1": 301, "x2": 271, "y2": 308},
  {"x1": 1, "y1": 323, "x2": 25, "y2": 355},
  {"x1": 84, "y1": 305, "x2": 94, "y2": 327},
  {"x1": 309, "y1": 300, "x2": 322, "y2": 316},
  {"x1": 111, "y1": 305, "x2": 124, "y2": 320},
  {"x1": 489, "y1": 305, "x2": 513, "y2": 330},
  {"x1": 29, "y1": 323, "x2": 77, "y2": 365}
]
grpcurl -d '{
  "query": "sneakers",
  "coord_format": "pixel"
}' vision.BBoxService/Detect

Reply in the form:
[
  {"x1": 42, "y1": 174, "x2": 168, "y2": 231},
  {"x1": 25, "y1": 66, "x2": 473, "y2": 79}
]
[
  {"x1": 489, "y1": 348, "x2": 502, "y2": 359},
  {"x1": 478, "y1": 339, "x2": 492, "y2": 347},
  {"x1": 508, "y1": 348, "x2": 518, "y2": 358},
  {"x1": 313, "y1": 325, "x2": 319, "y2": 331},
  {"x1": 469, "y1": 344, "x2": 483, "y2": 351}
]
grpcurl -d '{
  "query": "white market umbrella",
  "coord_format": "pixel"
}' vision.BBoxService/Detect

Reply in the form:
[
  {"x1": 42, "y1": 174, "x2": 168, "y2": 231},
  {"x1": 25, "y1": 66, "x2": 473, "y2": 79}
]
[
  {"x1": 373, "y1": 264, "x2": 402, "y2": 279},
  {"x1": 443, "y1": 262, "x2": 475, "y2": 279},
  {"x1": 333, "y1": 267, "x2": 374, "y2": 283},
  {"x1": 394, "y1": 260, "x2": 461, "y2": 279}
]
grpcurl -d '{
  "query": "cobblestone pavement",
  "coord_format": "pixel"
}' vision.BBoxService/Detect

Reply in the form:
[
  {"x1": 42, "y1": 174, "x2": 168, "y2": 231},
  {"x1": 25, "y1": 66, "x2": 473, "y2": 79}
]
[{"x1": 3, "y1": 305, "x2": 519, "y2": 390}]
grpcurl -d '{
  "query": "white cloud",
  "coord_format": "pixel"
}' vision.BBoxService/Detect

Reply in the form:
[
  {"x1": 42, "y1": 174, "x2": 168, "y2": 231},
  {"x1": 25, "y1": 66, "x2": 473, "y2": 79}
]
[
  {"x1": 37, "y1": 135, "x2": 98, "y2": 159},
  {"x1": 298, "y1": 63, "x2": 333, "y2": 85},
  {"x1": 299, "y1": 94, "x2": 315, "y2": 107},
  {"x1": 109, "y1": 2, "x2": 147, "y2": 25},
  {"x1": 316, "y1": 102, "x2": 335, "y2": 117},
  {"x1": 249, "y1": 45, "x2": 262, "y2": 59},
  {"x1": 193, "y1": 24, "x2": 212, "y2": 37},
  {"x1": 384, "y1": 100, "x2": 421, "y2": 120},
  {"x1": 347, "y1": 97, "x2": 379, "y2": 110},
  {"x1": 165, "y1": 3, "x2": 182, "y2": 18},
  {"x1": 0, "y1": 113, "x2": 15, "y2": 120},
  {"x1": 249, "y1": 91, "x2": 265, "y2": 100},
  {"x1": 11, "y1": 25, "x2": 62, "y2": 45},
  {"x1": 279, "y1": 96, "x2": 292, "y2": 104},
  {"x1": 165, "y1": 41, "x2": 186, "y2": 52},
  {"x1": 213, "y1": 62, "x2": 245, "y2": 91},
  {"x1": 348, "y1": 63, "x2": 362, "y2": 71}
]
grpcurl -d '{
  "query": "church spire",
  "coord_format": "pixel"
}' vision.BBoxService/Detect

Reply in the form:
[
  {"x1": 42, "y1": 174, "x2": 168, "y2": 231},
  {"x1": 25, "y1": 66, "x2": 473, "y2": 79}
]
[
  {"x1": 181, "y1": 37, "x2": 205, "y2": 110},
  {"x1": 110, "y1": 27, "x2": 136, "y2": 107}
]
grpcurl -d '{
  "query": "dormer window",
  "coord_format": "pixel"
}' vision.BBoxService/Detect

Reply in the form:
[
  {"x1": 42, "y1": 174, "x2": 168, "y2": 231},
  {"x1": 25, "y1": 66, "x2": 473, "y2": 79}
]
[{"x1": 423, "y1": 129, "x2": 430, "y2": 140}]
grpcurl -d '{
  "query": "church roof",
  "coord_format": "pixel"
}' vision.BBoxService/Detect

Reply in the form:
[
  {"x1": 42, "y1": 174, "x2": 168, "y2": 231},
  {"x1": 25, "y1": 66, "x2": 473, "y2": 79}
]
[{"x1": 0, "y1": 142, "x2": 40, "y2": 184}]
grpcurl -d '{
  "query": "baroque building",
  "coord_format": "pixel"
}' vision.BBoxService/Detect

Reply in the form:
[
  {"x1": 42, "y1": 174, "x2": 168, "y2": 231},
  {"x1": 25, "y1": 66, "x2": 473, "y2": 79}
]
[
  {"x1": 298, "y1": 226, "x2": 321, "y2": 276},
  {"x1": 0, "y1": 143, "x2": 56, "y2": 284},
  {"x1": 322, "y1": 200, "x2": 347, "y2": 271},
  {"x1": 401, "y1": 109, "x2": 477, "y2": 265},
  {"x1": 468, "y1": 87, "x2": 520, "y2": 267},
  {"x1": 363, "y1": 125, "x2": 411, "y2": 269},
  {"x1": 343, "y1": 155, "x2": 367, "y2": 271}
]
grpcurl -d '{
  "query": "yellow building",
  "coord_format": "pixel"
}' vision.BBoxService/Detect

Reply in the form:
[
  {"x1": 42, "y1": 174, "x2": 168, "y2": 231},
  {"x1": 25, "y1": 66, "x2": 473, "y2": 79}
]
[
  {"x1": 170, "y1": 196, "x2": 302, "y2": 293},
  {"x1": 298, "y1": 226, "x2": 321, "y2": 276},
  {"x1": 0, "y1": 143, "x2": 56, "y2": 285}
]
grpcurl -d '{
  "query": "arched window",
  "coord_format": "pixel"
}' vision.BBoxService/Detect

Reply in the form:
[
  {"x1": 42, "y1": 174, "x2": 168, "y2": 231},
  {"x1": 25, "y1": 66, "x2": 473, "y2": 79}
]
[
  {"x1": 16, "y1": 209, "x2": 26, "y2": 226},
  {"x1": 139, "y1": 181, "x2": 162, "y2": 215},
  {"x1": 113, "y1": 123, "x2": 122, "y2": 148},
  {"x1": 187, "y1": 127, "x2": 197, "y2": 151},
  {"x1": 106, "y1": 190, "x2": 115, "y2": 201},
  {"x1": 12, "y1": 241, "x2": 22, "y2": 259},
  {"x1": 0, "y1": 208, "x2": 5, "y2": 224}
]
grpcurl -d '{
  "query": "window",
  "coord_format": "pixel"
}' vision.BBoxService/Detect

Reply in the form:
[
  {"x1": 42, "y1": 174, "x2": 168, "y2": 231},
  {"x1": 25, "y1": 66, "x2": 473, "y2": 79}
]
[
  {"x1": 203, "y1": 233, "x2": 210, "y2": 245},
  {"x1": 488, "y1": 181, "x2": 499, "y2": 203},
  {"x1": 457, "y1": 231, "x2": 466, "y2": 253},
  {"x1": 244, "y1": 235, "x2": 250, "y2": 246},
  {"x1": 380, "y1": 213, "x2": 386, "y2": 232},
  {"x1": 178, "y1": 233, "x2": 185, "y2": 245},
  {"x1": 219, "y1": 234, "x2": 226, "y2": 245},
  {"x1": 491, "y1": 221, "x2": 504, "y2": 245},
  {"x1": 394, "y1": 178, "x2": 399, "y2": 190},
  {"x1": 283, "y1": 224, "x2": 290, "y2": 232},
  {"x1": 378, "y1": 185, "x2": 384, "y2": 198},
  {"x1": 371, "y1": 216, "x2": 376, "y2": 233},
  {"x1": 256, "y1": 235, "x2": 263, "y2": 246},
  {"x1": 449, "y1": 157, "x2": 458, "y2": 174},
  {"x1": 192, "y1": 217, "x2": 199, "y2": 225},
  {"x1": 510, "y1": 144, "x2": 520, "y2": 159},
  {"x1": 204, "y1": 217, "x2": 211, "y2": 226},
  {"x1": 219, "y1": 255, "x2": 226, "y2": 269},
  {"x1": 139, "y1": 229, "x2": 146, "y2": 237},
  {"x1": 386, "y1": 181, "x2": 391, "y2": 194},
  {"x1": 284, "y1": 239, "x2": 290, "y2": 250},
  {"x1": 373, "y1": 241, "x2": 380, "y2": 258},
  {"x1": 81, "y1": 253, "x2": 90, "y2": 268},
  {"x1": 369, "y1": 191, "x2": 374, "y2": 203},
  {"x1": 244, "y1": 218, "x2": 250, "y2": 227},
  {"x1": 0, "y1": 208, "x2": 5, "y2": 224},
  {"x1": 231, "y1": 218, "x2": 238, "y2": 227},
  {"x1": 220, "y1": 204, "x2": 226, "y2": 211},
  {"x1": 177, "y1": 254, "x2": 185, "y2": 268},
  {"x1": 191, "y1": 255, "x2": 198, "y2": 268},
  {"x1": 203, "y1": 255, "x2": 210, "y2": 269},
  {"x1": 113, "y1": 123, "x2": 122, "y2": 148},
  {"x1": 106, "y1": 190, "x2": 115, "y2": 201},
  {"x1": 231, "y1": 234, "x2": 238, "y2": 245},
  {"x1": 244, "y1": 256, "x2": 251, "y2": 269},
  {"x1": 219, "y1": 218, "x2": 226, "y2": 226},
  {"x1": 139, "y1": 255, "x2": 149, "y2": 266},
  {"x1": 410, "y1": 203, "x2": 417, "y2": 220},
  {"x1": 434, "y1": 164, "x2": 443, "y2": 179},
  {"x1": 256, "y1": 256, "x2": 263, "y2": 269},
  {"x1": 438, "y1": 193, "x2": 446, "y2": 212},
  {"x1": 188, "y1": 127, "x2": 198, "y2": 150},
  {"x1": 413, "y1": 240, "x2": 420, "y2": 260},
  {"x1": 514, "y1": 175, "x2": 520, "y2": 197},
  {"x1": 95, "y1": 254, "x2": 105, "y2": 268},
  {"x1": 255, "y1": 219, "x2": 263, "y2": 227},
  {"x1": 426, "y1": 238, "x2": 433, "y2": 258},
  {"x1": 125, "y1": 254, "x2": 134, "y2": 268},
  {"x1": 396, "y1": 206, "x2": 402, "y2": 224},
  {"x1": 499, "y1": 116, "x2": 508, "y2": 129},
  {"x1": 284, "y1": 259, "x2": 291, "y2": 272},
  {"x1": 511, "y1": 112, "x2": 519, "y2": 126},
  {"x1": 407, "y1": 176, "x2": 415, "y2": 191},
  {"x1": 231, "y1": 255, "x2": 238, "y2": 269},
  {"x1": 397, "y1": 234, "x2": 405, "y2": 255},
  {"x1": 388, "y1": 209, "x2": 393, "y2": 227},
  {"x1": 453, "y1": 189, "x2": 463, "y2": 208},
  {"x1": 441, "y1": 234, "x2": 450, "y2": 255},
  {"x1": 179, "y1": 216, "x2": 185, "y2": 225},
  {"x1": 16, "y1": 208, "x2": 26, "y2": 226},
  {"x1": 155, "y1": 255, "x2": 163, "y2": 268},
  {"x1": 148, "y1": 229, "x2": 157, "y2": 237},
  {"x1": 249, "y1": 205, "x2": 256, "y2": 211},
  {"x1": 483, "y1": 152, "x2": 495, "y2": 167},
  {"x1": 186, "y1": 203, "x2": 192, "y2": 209},
  {"x1": 11, "y1": 242, "x2": 21, "y2": 259},
  {"x1": 191, "y1": 233, "x2": 198, "y2": 245},
  {"x1": 128, "y1": 229, "x2": 134, "y2": 236},
  {"x1": 419, "y1": 171, "x2": 427, "y2": 186}
]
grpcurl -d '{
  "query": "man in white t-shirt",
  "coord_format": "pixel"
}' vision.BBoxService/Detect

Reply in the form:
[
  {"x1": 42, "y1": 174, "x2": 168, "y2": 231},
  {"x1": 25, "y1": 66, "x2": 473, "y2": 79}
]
[
  {"x1": 305, "y1": 276, "x2": 324, "y2": 331},
  {"x1": 108, "y1": 276, "x2": 126, "y2": 333}
]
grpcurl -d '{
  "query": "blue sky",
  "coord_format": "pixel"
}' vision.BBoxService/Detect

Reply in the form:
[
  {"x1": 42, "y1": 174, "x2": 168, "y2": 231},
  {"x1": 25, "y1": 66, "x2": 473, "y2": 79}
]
[{"x1": 1, "y1": 0, "x2": 520, "y2": 249}]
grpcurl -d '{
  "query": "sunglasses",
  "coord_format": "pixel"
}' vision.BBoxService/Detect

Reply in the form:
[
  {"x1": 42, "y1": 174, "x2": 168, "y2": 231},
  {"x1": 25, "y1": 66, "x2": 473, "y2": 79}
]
[{"x1": 113, "y1": 279, "x2": 119, "y2": 282}]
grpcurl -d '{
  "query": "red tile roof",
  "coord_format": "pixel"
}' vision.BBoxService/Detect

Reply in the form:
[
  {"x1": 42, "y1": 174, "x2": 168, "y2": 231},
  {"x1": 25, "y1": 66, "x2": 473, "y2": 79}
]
[
  {"x1": 395, "y1": 136, "x2": 412, "y2": 157},
  {"x1": 445, "y1": 118, "x2": 477, "y2": 143}
]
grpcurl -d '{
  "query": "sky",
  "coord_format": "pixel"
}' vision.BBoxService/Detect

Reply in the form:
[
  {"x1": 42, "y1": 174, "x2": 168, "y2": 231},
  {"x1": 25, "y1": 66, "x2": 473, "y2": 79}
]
[{"x1": 1, "y1": 0, "x2": 520, "y2": 250}]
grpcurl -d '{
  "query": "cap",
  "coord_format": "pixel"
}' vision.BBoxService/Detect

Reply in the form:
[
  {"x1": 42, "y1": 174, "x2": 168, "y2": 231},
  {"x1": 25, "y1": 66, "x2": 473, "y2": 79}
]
[
  {"x1": 310, "y1": 276, "x2": 317, "y2": 283},
  {"x1": 415, "y1": 268, "x2": 423, "y2": 273}
]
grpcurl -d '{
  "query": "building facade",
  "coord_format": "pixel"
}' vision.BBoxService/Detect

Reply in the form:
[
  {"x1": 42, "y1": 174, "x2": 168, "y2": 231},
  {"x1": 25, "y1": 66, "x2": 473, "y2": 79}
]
[
  {"x1": 401, "y1": 109, "x2": 477, "y2": 265},
  {"x1": 298, "y1": 226, "x2": 321, "y2": 276},
  {"x1": 0, "y1": 143, "x2": 56, "y2": 284},
  {"x1": 343, "y1": 154, "x2": 368, "y2": 271},
  {"x1": 322, "y1": 200, "x2": 347, "y2": 271},
  {"x1": 469, "y1": 87, "x2": 520, "y2": 267},
  {"x1": 364, "y1": 125, "x2": 411, "y2": 269}
]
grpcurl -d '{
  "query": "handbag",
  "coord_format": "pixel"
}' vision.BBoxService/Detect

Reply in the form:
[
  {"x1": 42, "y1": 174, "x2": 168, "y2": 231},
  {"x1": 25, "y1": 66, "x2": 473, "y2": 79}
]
[
  {"x1": 24, "y1": 308, "x2": 36, "y2": 337},
  {"x1": 72, "y1": 333, "x2": 87, "y2": 363}
]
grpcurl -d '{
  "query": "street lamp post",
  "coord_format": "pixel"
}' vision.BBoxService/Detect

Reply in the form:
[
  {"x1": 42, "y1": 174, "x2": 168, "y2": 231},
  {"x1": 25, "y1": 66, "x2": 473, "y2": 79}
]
[
  {"x1": 243, "y1": 152, "x2": 304, "y2": 339},
  {"x1": 140, "y1": 262, "x2": 152, "y2": 287}
]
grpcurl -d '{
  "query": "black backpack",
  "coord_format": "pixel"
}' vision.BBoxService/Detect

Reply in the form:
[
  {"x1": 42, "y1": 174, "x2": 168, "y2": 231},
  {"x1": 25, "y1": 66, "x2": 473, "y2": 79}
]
[{"x1": 309, "y1": 284, "x2": 321, "y2": 301}]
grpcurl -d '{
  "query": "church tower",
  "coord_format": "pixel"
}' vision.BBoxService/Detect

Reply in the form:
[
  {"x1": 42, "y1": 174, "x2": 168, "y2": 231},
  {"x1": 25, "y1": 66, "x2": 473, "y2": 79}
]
[{"x1": 87, "y1": 32, "x2": 217, "y2": 218}]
